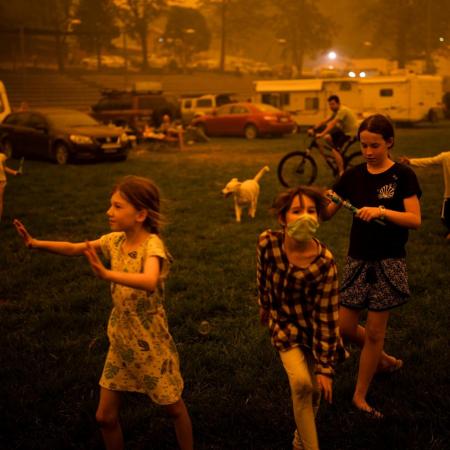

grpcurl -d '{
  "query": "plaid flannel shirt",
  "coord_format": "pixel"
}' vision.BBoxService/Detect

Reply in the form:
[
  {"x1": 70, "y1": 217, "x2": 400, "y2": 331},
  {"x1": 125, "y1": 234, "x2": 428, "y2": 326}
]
[{"x1": 257, "y1": 230, "x2": 347, "y2": 376}]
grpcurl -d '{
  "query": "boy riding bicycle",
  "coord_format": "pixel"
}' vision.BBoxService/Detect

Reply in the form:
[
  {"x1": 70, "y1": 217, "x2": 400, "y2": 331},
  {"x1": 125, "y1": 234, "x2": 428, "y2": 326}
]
[{"x1": 308, "y1": 95, "x2": 358, "y2": 176}]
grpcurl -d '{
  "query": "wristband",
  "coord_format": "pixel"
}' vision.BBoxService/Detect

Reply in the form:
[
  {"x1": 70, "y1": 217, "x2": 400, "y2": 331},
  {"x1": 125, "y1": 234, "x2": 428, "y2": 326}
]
[{"x1": 378, "y1": 205, "x2": 386, "y2": 220}]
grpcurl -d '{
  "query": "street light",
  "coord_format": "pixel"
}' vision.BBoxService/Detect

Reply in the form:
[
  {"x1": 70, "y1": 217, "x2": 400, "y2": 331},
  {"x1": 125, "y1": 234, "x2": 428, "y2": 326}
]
[
  {"x1": 327, "y1": 51, "x2": 337, "y2": 61},
  {"x1": 277, "y1": 38, "x2": 288, "y2": 66}
]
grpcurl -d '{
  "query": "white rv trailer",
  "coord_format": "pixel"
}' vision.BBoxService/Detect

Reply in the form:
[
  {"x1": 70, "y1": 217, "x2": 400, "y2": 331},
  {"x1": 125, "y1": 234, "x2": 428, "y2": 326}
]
[{"x1": 253, "y1": 74, "x2": 443, "y2": 126}]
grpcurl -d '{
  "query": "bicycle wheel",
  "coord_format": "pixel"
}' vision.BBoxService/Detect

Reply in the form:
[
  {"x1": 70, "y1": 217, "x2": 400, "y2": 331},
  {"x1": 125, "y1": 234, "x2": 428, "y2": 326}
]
[
  {"x1": 278, "y1": 151, "x2": 318, "y2": 187},
  {"x1": 345, "y1": 151, "x2": 365, "y2": 170}
]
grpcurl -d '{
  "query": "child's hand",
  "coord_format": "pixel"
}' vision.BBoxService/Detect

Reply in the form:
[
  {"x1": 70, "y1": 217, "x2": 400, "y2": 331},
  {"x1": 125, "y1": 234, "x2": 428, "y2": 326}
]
[
  {"x1": 13, "y1": 219, "x2": 34, "y2": 248},
  {"x1": 84, "y1": 241, "x2": 108, "y2": 280},
  {"x1": 317, "y1": 374, "x2": 333, "y2": 404},
  {"x1": 324, "y1": 190, "x2": 336, "y2": 203},
  {"x1": 356, "y1": 206, "x2": 383, "y2": 222}
]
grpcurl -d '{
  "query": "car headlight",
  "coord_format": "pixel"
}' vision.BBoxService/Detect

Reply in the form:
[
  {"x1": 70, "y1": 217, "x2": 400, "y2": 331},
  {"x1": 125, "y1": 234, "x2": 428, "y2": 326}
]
[
  {"x1": 69, "y1": 134, "x2": 93, "y2": 145},
  {"x1": 119, "y1": 133, "x2": 129, "y2": 144}
]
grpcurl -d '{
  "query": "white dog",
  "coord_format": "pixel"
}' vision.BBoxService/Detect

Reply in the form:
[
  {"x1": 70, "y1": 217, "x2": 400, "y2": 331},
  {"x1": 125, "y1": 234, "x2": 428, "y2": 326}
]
[{"x1": 222, "y1": 166, "x2": 270, "y2": 222}]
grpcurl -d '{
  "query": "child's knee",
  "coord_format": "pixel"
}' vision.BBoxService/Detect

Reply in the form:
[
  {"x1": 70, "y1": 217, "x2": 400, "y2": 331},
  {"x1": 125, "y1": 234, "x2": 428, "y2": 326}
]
[
  {"x1": 164, "y1": 399, "x2": 185, "y2": 420},
  {"x1": 291, "y1": 377, "x2": 315, "y2": 400},
  {"x1": 365, "y1": 323, "x2": 386, "y2": 345},
  {"x1": 96, "y1": 409, "x2": 119, "y2": 429}
]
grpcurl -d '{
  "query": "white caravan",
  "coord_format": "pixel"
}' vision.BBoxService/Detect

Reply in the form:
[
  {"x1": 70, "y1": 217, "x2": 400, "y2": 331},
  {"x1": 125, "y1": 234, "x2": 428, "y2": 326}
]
[{"x1": 253, "y1": 74, "x2": 443, "y2": 126}]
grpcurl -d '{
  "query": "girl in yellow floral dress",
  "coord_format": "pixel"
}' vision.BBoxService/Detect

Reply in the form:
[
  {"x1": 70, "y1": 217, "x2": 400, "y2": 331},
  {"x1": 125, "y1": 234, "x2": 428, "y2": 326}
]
[{"x1": 13, "y1": 176, "x2": 193, "y2": 450}]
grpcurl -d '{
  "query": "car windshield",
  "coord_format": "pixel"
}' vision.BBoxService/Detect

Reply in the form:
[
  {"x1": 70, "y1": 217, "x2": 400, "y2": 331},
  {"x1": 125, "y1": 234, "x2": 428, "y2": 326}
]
[
  {"x1": 47, "y1": 111, "x2": 100, "y2": 127},
  {"x1": 254, "y1": 103, "x2": 281, "y2": 113}
]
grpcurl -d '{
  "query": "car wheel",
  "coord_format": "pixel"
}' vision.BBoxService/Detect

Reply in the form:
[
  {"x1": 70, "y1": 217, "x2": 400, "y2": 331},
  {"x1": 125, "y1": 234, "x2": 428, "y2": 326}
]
[
  {"x1": 113, "y1": 154, "x2": 128, "y2": 162},
  {"x1": 244, "y1": 124, "x2": 258, "y2": 140},
  {"x1": 54, "y1": 143, "x2": 70, "y2": 165},
  {"x1": 428, "y1": 108, "x2": 439, "y2": 123},
  {"x1": 2, "y1": 139, "x2": 15, "y2": 159}
]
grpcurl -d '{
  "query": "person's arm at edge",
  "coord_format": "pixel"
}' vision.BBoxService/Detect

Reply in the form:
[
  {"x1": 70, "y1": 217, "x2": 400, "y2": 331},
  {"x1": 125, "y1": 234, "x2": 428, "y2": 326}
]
[
  {"x1": 405, "y1": 153, "x2": 444, "y2": 167},
  {"x1": 5, "y1": 166, "x2": 19, "y2": 176}
]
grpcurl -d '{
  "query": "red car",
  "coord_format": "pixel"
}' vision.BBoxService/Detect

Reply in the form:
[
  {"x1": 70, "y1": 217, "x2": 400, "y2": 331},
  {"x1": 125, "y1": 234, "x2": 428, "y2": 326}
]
[{"x1": 191, "y1": 102, "x2": 296, "y2": 139}]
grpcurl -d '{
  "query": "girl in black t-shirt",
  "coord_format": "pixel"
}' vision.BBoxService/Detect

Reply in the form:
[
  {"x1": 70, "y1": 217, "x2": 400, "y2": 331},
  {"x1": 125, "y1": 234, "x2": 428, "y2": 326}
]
[{"x1": 321, "y1": 114, "x2": 421, "y2": 419}]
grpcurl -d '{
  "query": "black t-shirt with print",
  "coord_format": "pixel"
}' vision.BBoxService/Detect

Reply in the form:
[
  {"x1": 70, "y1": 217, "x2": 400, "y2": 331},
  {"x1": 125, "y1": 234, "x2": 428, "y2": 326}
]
[{"x1": 333, "y1": 162, "x2": 421, "y2": 260}]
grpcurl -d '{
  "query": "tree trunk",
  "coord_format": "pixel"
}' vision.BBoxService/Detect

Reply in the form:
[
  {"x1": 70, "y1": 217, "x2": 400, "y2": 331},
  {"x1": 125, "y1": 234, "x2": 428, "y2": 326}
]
[
  {"x1": 219, "y1": 0, "x2": 227, "y2": 72},
  {"x1": 55, "y1": 30, "x2": 65, "y2": 72},
  {"x1": 140, "y1": 29, "x2": 149, "y2": 71},
  {"x1": 96, "y1": 35, "x2": 102, "y2": 71},
  {"x1": 395, "y1": 28, "x2": 407, "y2": 69},
  {"x1": 294, "y1": 0, "x2": 305, "y2": 76}
]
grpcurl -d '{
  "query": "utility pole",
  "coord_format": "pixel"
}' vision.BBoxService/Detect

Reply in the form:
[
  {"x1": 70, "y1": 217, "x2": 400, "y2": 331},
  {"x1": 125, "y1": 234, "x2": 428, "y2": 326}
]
[
  {"x1": 219, "y1": 0, "x2": 227, "y2": 72},
  {"x1": 123, "y1": 28, "x2": 128, "y2": 88},
  {"x1": 20, "y1": 26, "x2": 26, "y2": 94},
  {"x1": 425, "y1": 0, "x2": 434, "y2": 73}
]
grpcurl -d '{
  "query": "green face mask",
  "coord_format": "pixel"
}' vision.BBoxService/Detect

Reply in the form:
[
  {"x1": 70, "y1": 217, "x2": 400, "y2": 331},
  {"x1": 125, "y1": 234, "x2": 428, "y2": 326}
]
[{"x1": 286, "y1": 215, "x2": 319, "y2": 243}]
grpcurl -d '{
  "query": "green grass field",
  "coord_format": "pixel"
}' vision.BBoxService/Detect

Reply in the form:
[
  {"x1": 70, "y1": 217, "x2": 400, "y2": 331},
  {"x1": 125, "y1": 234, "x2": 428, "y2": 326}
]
[{"x1": 1, "y1": 127, "x2": 449, "y2": 450}]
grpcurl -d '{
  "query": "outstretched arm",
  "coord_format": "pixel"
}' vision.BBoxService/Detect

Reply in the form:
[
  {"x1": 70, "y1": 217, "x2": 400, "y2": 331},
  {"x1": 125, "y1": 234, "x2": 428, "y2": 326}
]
[
  {"x1": 316, "y1": 117, "x2": 338, "y2": 138},
  {"x1": 13, "y1": 219, "x2": 101, "y2": 255},
  {"x1": 400, "y1": 153, "x2": 445, "y2": 167},
  {"x1": 84, "y1": 241, "x2": 161, "y2": 291},
  {"x1": 5, "y1": 166, "x2": 19, "y2": 176}
]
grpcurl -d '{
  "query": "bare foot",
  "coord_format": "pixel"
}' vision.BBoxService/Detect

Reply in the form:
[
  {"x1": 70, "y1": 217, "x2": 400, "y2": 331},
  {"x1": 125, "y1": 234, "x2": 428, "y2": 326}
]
[
  {"x1": 352, "y1": 398, "x2": 384, "y2": 419},
  {"x1": 376, "y1": 355, "x2": 403, "y2": 374}
]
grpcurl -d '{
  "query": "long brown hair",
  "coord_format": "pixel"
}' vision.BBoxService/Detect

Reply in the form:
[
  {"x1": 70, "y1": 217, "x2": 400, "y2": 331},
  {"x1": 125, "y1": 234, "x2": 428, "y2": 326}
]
[
  {"x1": 112, "y1": 176, "x2": 164, "y2": 234},
  {"x1": 358, "y1": 114, "x2": 395, "y2": 149}
]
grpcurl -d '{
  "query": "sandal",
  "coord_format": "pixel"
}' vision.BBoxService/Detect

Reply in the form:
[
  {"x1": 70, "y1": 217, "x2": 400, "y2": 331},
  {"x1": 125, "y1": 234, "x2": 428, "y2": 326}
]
[{"x1": 376, "y1": 358, "x2": 403, "y2": 374}]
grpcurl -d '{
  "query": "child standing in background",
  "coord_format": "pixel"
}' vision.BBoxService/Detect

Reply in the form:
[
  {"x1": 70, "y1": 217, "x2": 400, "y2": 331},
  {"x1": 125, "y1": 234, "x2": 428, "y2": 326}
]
[
  {"x1": 14, "y1": 175, "x2": 193, "y2": 450},
  {"x1": 257, "y1": 186, "x2": 347, "y2": 450},
  {"x1": 0, "y1": 152, "x2": 20, "y2": 221},
  {"x1": 400, "y1": 151, "x2": 450, "y2": 239}
]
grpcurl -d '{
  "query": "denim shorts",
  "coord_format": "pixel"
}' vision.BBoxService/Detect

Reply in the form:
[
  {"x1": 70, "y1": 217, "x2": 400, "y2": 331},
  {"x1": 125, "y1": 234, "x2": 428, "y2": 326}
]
[{"x1": 340, "y1": 257, "x2": 410, "y2": 311}]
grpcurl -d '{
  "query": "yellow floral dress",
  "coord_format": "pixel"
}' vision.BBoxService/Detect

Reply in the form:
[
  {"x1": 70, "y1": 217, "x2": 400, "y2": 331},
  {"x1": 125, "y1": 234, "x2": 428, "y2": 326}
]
[{"x1": 99, "y1": 232, "x2": 183, "y2": 405}]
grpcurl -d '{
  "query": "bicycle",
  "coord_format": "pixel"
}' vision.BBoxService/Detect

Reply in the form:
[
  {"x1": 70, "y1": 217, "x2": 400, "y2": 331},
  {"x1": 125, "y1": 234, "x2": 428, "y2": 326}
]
[{"x1": 277, "y1": 134, "x2": 364, "y2": 187}]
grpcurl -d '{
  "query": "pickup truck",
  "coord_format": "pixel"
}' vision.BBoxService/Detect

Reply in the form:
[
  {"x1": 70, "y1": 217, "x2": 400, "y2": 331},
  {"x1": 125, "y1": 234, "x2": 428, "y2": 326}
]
[
  {"x1": 90, "y1": 86, "x2": 180, "y2": 135},
  {"x1": 179, "y1": 93, "x2": 237, "y2": 124}
]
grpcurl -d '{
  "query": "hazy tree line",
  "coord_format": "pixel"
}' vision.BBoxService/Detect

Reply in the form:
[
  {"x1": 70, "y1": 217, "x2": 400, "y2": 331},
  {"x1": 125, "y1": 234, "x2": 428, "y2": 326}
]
[{"x1": 0, "y1": 0, "x2": 448, "y2": 73}]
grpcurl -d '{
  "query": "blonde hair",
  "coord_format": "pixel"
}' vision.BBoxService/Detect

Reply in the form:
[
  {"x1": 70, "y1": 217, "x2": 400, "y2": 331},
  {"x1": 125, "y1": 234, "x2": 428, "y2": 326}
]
[{"x1": 112, "y1": 176, "x2": 164, "y2": 234}]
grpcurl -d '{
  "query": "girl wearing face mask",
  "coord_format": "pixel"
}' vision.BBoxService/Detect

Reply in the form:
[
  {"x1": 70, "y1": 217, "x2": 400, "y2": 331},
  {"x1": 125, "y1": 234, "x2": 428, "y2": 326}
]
[{"x1": 257, "y1": 186, "x2": 347, "y2": 450}]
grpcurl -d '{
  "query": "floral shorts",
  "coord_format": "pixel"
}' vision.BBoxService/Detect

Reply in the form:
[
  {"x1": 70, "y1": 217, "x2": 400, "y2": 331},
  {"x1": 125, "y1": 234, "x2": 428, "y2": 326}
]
[{"x1": 340, "y1": 257, "x2": 410, "y2": 311}]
